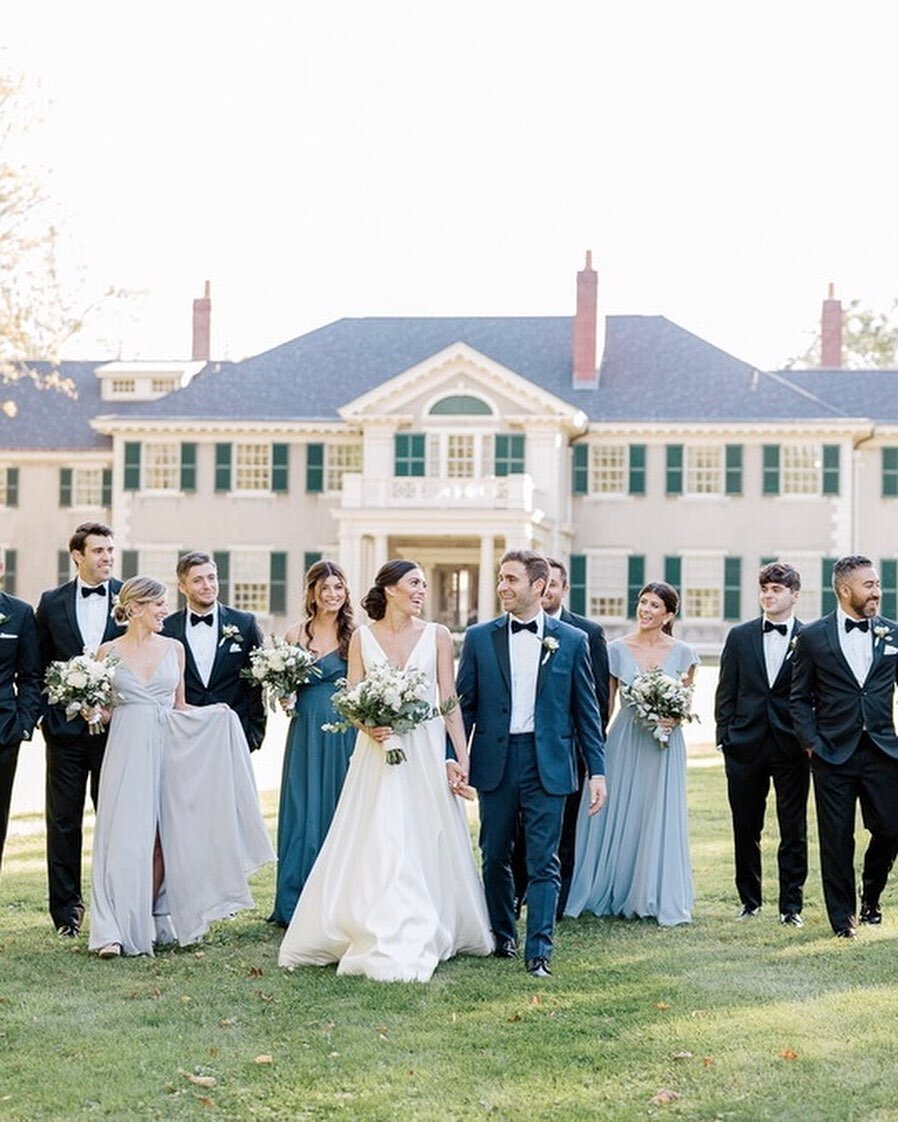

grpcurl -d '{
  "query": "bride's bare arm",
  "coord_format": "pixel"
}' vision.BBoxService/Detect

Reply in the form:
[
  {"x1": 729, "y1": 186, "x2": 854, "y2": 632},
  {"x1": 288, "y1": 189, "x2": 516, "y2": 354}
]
[{"x1": 435, "y1": 626, "x2": 469, "y2": 779}]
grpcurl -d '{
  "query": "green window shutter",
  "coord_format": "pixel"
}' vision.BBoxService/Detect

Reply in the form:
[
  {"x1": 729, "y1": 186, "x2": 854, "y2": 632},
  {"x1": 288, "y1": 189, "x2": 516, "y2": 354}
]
[
  {"x1": 101, "y1": 468, "x2": 112, "y2": 507},
  {"x1": 57, "y1": 550, "x2": 70, "y2": 586},
  {"x1": 665, "y1": 445, "x2": 683, "y2": 495},
  {"x1": 213, "y1": 551, "x2": 230, "y2": 604},
  {"x1": 628, "y1": 444, "x2": 646, "y2": 495},
  {"x1": 272, "y1": 443, "x2": 289, "y2": 493},
  {"x1": 572, "y1": 443, "x2": 589, "y2": 495},
  {"x1": 180, "y1": 443, "x2": 197, "y2": 492},
  {"x1": 5, "y1": 467, "x2": 19, "y2": 508},
  {"x1": 306, "y1": 443, "x2": 324, "y2": 492},
  {"x1": 494, "y1": 434, "x2": 525, "y2": 477},
  {"x1": 303, "y1": 551, "x2": 323, "y2": 573},
  {"x1": 882, "y1": 448, "x2": 898, "y2": 498},
  {"x1": 214, "y1": 443, "x2": 232, "y2": 492},
  {"x1": 121, "y1": 550, "x2": 139, "y2": 580},
  {"x1": 394, "y1": 433, "x2": 426, "y2": 477},
  {"x1": 822, "y1": 444, "x2": 840, "y2": 495},
  {"x1": 724, "y1": 557, "x2": 741, "y2": 620},
  {"x1": 627, "y1": 555, "x2": 645, "y2": 618},
  {"x1": 881, "y1": 559, "x2": 898, "y2": 621},
  {"x1": 821, "y1": 558, "x2": 837, "y2": 616},
  {"x1": 664, "y1": 555, "x2": 682, "y2": 595},
  {"x1": 725, "y1": 444, "x2": 743, "y2": 495},
  {"x1": 123, "y1": 442, "x2": 141, "y2": 491},
  {"x1": 762, "y1": 444, "x2": 780, "y2": 495},
  {"x1": 269, "y1": 551, "x2": 287, "y2": 614},
  {"x1": 569, "y1": 554, "x2": 587, "y2": 616},
  {"x1": 59, "y1": 468, "x2": 73, "y2": 507},
  {"x1": 760, "y1": 555, "x2": 777, "y2": 567},
  {"x1": 3, "y1": 548, "x2": 16, "y2": 595}
]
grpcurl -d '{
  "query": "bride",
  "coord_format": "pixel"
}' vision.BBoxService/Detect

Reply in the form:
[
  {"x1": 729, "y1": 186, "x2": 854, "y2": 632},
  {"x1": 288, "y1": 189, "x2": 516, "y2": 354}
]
[
  {"x1": 88, "y1": 576, "x2": 275, "y2": 957},
  {"x1": 278, "y1": 559, "x2": 494, "y2": 981}
]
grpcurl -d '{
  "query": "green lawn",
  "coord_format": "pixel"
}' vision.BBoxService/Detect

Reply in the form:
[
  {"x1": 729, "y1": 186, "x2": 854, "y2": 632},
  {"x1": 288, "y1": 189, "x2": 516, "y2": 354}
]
[{"x1": 2, "y1": 765, "x2": 897, "y2": 1121}]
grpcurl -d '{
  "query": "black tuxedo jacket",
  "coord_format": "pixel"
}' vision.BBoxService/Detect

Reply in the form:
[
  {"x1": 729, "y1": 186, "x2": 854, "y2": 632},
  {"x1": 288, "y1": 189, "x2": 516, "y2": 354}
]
[
  {"x1": 715, "y1": 617, "x2": 804, "y2": 762},
  {"x1": 35, "y1": 578, "x2": 125, "y2": 744},
  {"x1": 790, "y1": 612, "x2": 898, "y2": 765},
  {"x1": 162, "y1": 604, "x2": 267, "y2": 752},
  {"x1": 0, "y1": 592, "x2": 43, "y2": 747},
  {"x1": 559, "y1": 607, "x2": 610, "y2": 733}
]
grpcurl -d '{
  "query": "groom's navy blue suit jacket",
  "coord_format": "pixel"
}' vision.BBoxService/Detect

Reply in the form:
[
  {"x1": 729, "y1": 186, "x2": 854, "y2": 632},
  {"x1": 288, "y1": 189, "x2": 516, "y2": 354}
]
[{"x1": 457, "y1": 614, "x2": 605, "y2": 795}]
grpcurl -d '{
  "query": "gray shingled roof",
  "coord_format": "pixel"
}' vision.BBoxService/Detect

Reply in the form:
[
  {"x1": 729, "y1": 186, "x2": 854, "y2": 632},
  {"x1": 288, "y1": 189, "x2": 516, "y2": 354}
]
[{"x1": 0, "y1": 362, "x2": 113, "y2": 450}]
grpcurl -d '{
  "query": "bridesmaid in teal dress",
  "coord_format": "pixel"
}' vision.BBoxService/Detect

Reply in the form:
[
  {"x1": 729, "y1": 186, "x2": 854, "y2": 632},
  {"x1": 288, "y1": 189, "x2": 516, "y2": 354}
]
[
  {"x1": 270, "y1": 561, "x2": 356, "y2": 926},
  {"x1": 566, "y1": 582, "x2": 698, "y2": 927}
]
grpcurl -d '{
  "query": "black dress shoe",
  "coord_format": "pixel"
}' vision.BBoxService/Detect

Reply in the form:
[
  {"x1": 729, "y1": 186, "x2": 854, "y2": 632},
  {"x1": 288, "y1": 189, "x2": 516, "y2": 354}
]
[
  {"x1": 526, "y1": 957, "x2": 552, "y2": 977},
  {"x1": 860, "y1": 901, "x2": 882, "y2": 925},
  {"x1": 494, "y1": 938, "x2": 517, "y2": 959},
  {"x1": 736, "y1": 905, "x2": 761, "y2": 920},
  {"x1": 835, "y1": 926, "x2": 857, "y2": 939},
  {"x1": 780, "y1": 912, "x2": 804, "y2": 928}
]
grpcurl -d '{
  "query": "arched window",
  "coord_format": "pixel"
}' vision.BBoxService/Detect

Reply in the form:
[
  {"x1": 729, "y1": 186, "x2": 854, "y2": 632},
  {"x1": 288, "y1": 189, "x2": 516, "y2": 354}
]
[{"x1": 428, "y1": 394, "x2": 492, "y2": 416}]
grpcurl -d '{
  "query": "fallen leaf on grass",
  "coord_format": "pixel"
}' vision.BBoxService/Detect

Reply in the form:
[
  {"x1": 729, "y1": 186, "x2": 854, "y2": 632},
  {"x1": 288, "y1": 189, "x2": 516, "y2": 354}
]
[
  {"x1": 702, "y1": 1057, "x2": 714, "y2": 1066},
  {"x1": 194, "y1": 951, "x2": 206, "y2": 958},
  {"x1": 197, "y1": 1096, "x2": 215, "y2": 1108},
  {"x1": 650, "y1": 1089, "x2": 680, "y2": 1105},
  {"x1": 376, "y1": 1026, "x2": 389, "y2": 1039},
  {"x1": 654, "y1": 1001, "x2": 671, "y2": 1010},
  {"x1": 258, "y1": 992, "x2": 275, "y2": 1003},
  {"x1": 220, "y1": 1018, "x2": 237, "y2": 1028},
  {"x1": 780, "y1": 1048, "x2": 798, "y2": 1061},
  {"x1": 671, "y1": 1051, "x2": 693, "y2": 1061},
  {"x1": 247, "y1": 966, "x2": 263, "y2": 978},
  {"x1": 180, "y1": 1072, "x2": 217, "y2": 1089},
  {"x1": 529, "y1": 995, "x2": 543, "y2": 1006},
  {"x1": 254, "y1": 1055, "x2": 273, "y2": 1065},
  {"x1": 508, "y1": 1012, "x2": 523, "y2": 1022},
  {"x1": 180, "y1": 995, "x2": 193, "y2": 1003}
]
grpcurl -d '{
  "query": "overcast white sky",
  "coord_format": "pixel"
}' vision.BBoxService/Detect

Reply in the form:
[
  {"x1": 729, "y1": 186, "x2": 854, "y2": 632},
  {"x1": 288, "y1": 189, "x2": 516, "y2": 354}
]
[{"x1": 4, "y1": 0, "x2": 898, "y2": 369}]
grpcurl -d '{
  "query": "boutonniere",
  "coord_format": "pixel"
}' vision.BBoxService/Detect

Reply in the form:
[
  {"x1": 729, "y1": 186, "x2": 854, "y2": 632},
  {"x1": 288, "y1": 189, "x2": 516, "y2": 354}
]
[
  {"x1": 219, "y1": 623, "x2": 243, "y2": 648},
  {"x1": 785, "y1": 635, "x2": 799, "y2": 660},
  {"x1": 541, "y1": 636, "x2": 559, "y2": 666},
  {"x1": 0, "y1": 614, "x2": 10, "y2": 626},
  {"x1": 874, "y1": 624, "x2": 893, "y2": 643}
]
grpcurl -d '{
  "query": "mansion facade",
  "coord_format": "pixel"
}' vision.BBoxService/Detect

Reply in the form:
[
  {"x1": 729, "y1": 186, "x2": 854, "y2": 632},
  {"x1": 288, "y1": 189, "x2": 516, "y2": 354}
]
[{"x1": 2, "y1": 259, "x2": 897, "y2": 651}]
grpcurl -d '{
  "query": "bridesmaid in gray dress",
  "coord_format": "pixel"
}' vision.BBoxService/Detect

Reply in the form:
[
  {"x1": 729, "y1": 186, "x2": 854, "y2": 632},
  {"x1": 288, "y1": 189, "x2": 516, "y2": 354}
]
[
  {"x1": 566, "y1": 582, "x2": 698, "y2": 926},
  {"x1": 88, "y1": 577, "x2": 274, "y2": 958}
]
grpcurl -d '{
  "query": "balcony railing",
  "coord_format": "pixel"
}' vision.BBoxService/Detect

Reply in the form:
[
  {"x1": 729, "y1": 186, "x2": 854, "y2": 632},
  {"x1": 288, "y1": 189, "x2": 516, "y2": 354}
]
[{"x1": 340, "y1": 474, "x2": 537, "y2": 511}]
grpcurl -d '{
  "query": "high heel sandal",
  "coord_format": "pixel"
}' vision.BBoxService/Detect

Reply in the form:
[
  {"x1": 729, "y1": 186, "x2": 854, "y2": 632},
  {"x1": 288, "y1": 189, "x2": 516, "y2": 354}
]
[{"x1": 97, "y1": 942, "x2": 122, "y2": 959}]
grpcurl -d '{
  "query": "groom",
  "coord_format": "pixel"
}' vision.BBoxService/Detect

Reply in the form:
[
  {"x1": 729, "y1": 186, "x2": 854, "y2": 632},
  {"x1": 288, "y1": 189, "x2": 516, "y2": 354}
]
[{"x1": 456, "y1": 550, "x2": 606, "y2": 977}]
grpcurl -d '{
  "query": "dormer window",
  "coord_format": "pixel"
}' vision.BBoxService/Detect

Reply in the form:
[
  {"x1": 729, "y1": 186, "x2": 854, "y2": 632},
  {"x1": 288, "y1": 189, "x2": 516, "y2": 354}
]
[{"x1": 111, "y1": 378, "x2": 136, "y2": 395}]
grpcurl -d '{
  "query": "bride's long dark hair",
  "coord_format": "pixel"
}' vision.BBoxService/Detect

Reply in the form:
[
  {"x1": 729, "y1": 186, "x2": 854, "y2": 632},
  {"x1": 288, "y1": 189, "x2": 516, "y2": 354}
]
[{"x1": 302, "y1": 560, "x2": 355, "y2": 660}]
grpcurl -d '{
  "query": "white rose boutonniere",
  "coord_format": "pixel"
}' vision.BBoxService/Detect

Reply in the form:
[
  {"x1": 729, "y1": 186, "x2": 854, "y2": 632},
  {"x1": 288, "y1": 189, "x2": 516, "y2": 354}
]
[
  {"x1": 874, "y1": 624, "x2": 892, "y2": 643},
  {"x1": 541, "y1": 636, "x2": 559, "y2": 666},
  {"x1": 785, "y1": 635, "x2": 799, "y2": 661},
  {"x1": 219, "y1": 623, "x2": 243, "y2": 648},
  {"x1": 0, "y1": 613, "x2": 10, "y2": 626}
]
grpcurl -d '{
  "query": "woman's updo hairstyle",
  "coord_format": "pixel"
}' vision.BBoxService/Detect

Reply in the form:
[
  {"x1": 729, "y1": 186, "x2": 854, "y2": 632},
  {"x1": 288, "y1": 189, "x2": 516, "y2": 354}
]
[
  {"x1": 361, "y1": 559, "x2": 420, "y2": 621},
  {"x1": 637, "y1": 581, "x2": 680, "y2": 636},
  {"x1": 113, "y1": 575, "x2": 167, "y2": 624}
]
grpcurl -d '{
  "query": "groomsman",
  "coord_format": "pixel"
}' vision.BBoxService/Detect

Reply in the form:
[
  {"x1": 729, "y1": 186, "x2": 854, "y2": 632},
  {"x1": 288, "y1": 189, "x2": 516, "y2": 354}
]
[
  {"x1": 36, "y1": 522, "x2": 124, "y2": 936},
  {"x1": 456, "y1": 550, "x2": 605, "y2": 977},
  {"x1": 715, "y1": 562, "x2": 809, "y2": 926},
  {"x1": 791, "y1": 554, "x2": 898, "y2": 937},
  {"x1": 511, "y1": 557, "x2": 609, "y2": 917},
  {"x1": 162, "y1": 551, "x2": 266, "y2": 752},
  {"x1": 0, "y1": 550, "x2": 43, "y2": 872}
]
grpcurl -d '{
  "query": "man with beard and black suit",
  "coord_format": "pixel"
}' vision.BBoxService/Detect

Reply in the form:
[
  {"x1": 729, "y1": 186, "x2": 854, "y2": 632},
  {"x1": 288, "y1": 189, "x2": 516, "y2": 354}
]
[
  {"x1": 36, "y1": 522, "x2": 124, "y2": 936},
  {"x1": 791, "y1": 554, "x2": 898, "y2": 938},
  {"x1": 715, "y1": 562, "x2": 809, "y2": 927},
  {"x1": 511, "y1": 557, "x2": 609, "y2": 918},
  {"x1": 162, "y1": 551, "x2": 266, "y2": 753},
  {"x1": 0, "y1": 550, "x2": 43, "y2": 872}
]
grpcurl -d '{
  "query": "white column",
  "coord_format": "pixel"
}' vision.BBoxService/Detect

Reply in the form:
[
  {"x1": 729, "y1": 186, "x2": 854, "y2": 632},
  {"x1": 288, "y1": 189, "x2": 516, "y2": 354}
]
[
  {"x1": 373, "y1": 533, "x2": 389, "y2": 573},
  {"x1": 478, "y1": 534, "x2": 495, "y2": 622}
]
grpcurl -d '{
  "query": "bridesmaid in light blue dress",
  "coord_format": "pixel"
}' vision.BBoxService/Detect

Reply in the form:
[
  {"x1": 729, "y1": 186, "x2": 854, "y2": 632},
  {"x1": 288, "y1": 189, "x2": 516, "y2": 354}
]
[
  {"x1": 270, "y1": 561, "x2": 357, "y2": 926},
  {"x1": 566, "y1": 582, "x2": 698, "y2": 927}
]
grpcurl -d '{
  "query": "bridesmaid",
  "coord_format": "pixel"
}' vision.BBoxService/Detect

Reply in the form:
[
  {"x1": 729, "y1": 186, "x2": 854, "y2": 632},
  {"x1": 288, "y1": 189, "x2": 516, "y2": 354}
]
[{"x1": 269, "y1": 561, "x2": 357, "y2": 926}]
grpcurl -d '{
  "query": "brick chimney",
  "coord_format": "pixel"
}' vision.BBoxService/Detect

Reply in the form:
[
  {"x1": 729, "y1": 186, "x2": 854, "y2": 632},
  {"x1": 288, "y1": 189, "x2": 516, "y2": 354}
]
[
  {"x1": 572, "y1": 251, "x2": 601, "y2": 388},
  {"x1": 820, "y1": 282, "x2": 842, "y2": 368},
  {"x1": 192, "y1": 280, "x2": 211, "y2": 362}
]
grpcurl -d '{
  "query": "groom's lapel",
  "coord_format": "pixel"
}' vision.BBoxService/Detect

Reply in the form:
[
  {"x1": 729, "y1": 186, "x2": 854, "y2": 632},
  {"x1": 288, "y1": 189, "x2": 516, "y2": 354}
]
[
  {"x1": 490, "y1": 616, "x2": 512, "y2": 695},
  {"x1": 535, "y1": 615, "x2": 559, "y2": 696}
]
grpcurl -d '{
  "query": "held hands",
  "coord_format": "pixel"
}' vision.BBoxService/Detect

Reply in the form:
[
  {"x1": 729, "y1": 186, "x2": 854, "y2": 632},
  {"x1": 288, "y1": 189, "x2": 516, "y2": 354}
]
[
  {"x1": 80, "y1": 705, "x2": 111, "y2": 727},
  {"x1": 587, "y1": 775, "x2": 607, "y2": 816},
  {"x1": 446, "y1": 759, "x2": 476, "y2": 801}
]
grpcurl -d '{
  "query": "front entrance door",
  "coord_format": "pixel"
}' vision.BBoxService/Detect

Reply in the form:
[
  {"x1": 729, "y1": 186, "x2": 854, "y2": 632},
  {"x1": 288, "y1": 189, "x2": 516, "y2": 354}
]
[{"x1": 432, "y1": 565, "x2": 479, "y2": 629}]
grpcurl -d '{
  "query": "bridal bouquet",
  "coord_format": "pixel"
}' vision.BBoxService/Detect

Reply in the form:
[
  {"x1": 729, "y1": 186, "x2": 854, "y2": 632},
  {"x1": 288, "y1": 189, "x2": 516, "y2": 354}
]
[
  {"x1": 619, "y1": 666, "x2": 698, "y2": 746},
  {"x1": 323, "y1": 664, "x2": 455, "y2": 765},
  {"x1": 44, "y1": 650, "x2": 121, "y2": 735},
  {"x1": 241, "y1": 636, "x2": 320, "y2": 713}
]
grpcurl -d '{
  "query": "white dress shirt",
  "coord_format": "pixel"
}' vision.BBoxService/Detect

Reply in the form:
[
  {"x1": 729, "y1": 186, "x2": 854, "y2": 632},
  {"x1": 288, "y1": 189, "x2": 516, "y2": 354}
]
[
  {"x1": 762, "y1": 615, "x2": 794, "y2": 688},
  {"x1": 837, "y1": 607, "x2": 872, "y2": 686},
  {"x1": 508, "y1": 610, "x2": 544, "y2": 734},
  {"x1": 75, "y1": 579, "x2": 110, "y2": 656},
  {"x1": 186, "y1": 603, "x2": 219, "y2": 687}
]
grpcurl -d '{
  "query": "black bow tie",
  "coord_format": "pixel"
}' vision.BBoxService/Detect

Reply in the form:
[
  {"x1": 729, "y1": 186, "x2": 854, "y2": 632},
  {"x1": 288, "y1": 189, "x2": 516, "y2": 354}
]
[
  {"x1": 190, "y1": 613, "x2": 214, "y2": 627},
  {"x1": 763, "y1": 620, "x2": 787, "y2": 636},
  {"x1": 511, "y1": 619, "x2": 538, "y2": 635},
  {"x1": 845, "y1": 617, "x2": 870, "y2": 633},
  {"x1": 81, "y1": 585, "x2": 106, "y2": 598}
]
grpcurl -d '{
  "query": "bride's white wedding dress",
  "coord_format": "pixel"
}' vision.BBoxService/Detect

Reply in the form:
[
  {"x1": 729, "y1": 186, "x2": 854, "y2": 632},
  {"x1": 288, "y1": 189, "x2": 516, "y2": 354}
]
[
  {"x1": 89, "y1": 644, "x2": 275, "y2": 955},
  {"x1": 278, "y1": 623, "x2": 493, "y2": 981}
]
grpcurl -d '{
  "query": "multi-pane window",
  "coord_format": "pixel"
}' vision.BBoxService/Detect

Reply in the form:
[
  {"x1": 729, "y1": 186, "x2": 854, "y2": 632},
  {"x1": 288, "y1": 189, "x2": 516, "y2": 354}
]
[
  {"x1": 73, "y1": 468, "x2": 104, "y2": 506},
  {"x1": 151, "y1": 378, "x2": 178, "y2": 394},
  {"x1": 445, "y1": 434, "x2": 476, "y2": 478},
  {"x1": 590, "y1": 446, "x2": 627, "y2": 494},
  {"x1": 234, "y1": 443, "x2": 271, "y2": 491},
  {"x1": 781, "y1": 445, "x2": 818, "y2": 495},
  {"x1": 231, "y1": 552, "x2": 270, "y2": 612},
  {"x1": 325, "y1": 444, "x2": 363, "y2": 491},
  {"x1": 587, "y1": 554, "x2": 628, "y2": 619},
  {"x1": 685, "y1": 446, "x2": 722, "y2": 494},
  {"x1": 144, "y1": 443, "x2": 180, "y2": 490},
  {"x1": 111, "y1": 378, "x2": 136, "y2": 395},
  {"x1": 682, "y1": 556, "x2": 722, "y2": 618}
]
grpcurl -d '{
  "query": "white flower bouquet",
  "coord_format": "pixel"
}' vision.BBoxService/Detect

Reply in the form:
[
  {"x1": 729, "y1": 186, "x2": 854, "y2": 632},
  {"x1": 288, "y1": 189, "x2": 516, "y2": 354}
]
[
  {"x1": 323, "y1": 663, "x2": 455, "y2": 765},
  {"x1": 619, "y1": 665, "x2": 698, "y2": 746},
  {"x1": 44, "y1": 650, "x2": 121, "y2": 735},
  {"x1": 240, "y1": 635, "x2": 320, "y2": 713}
]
